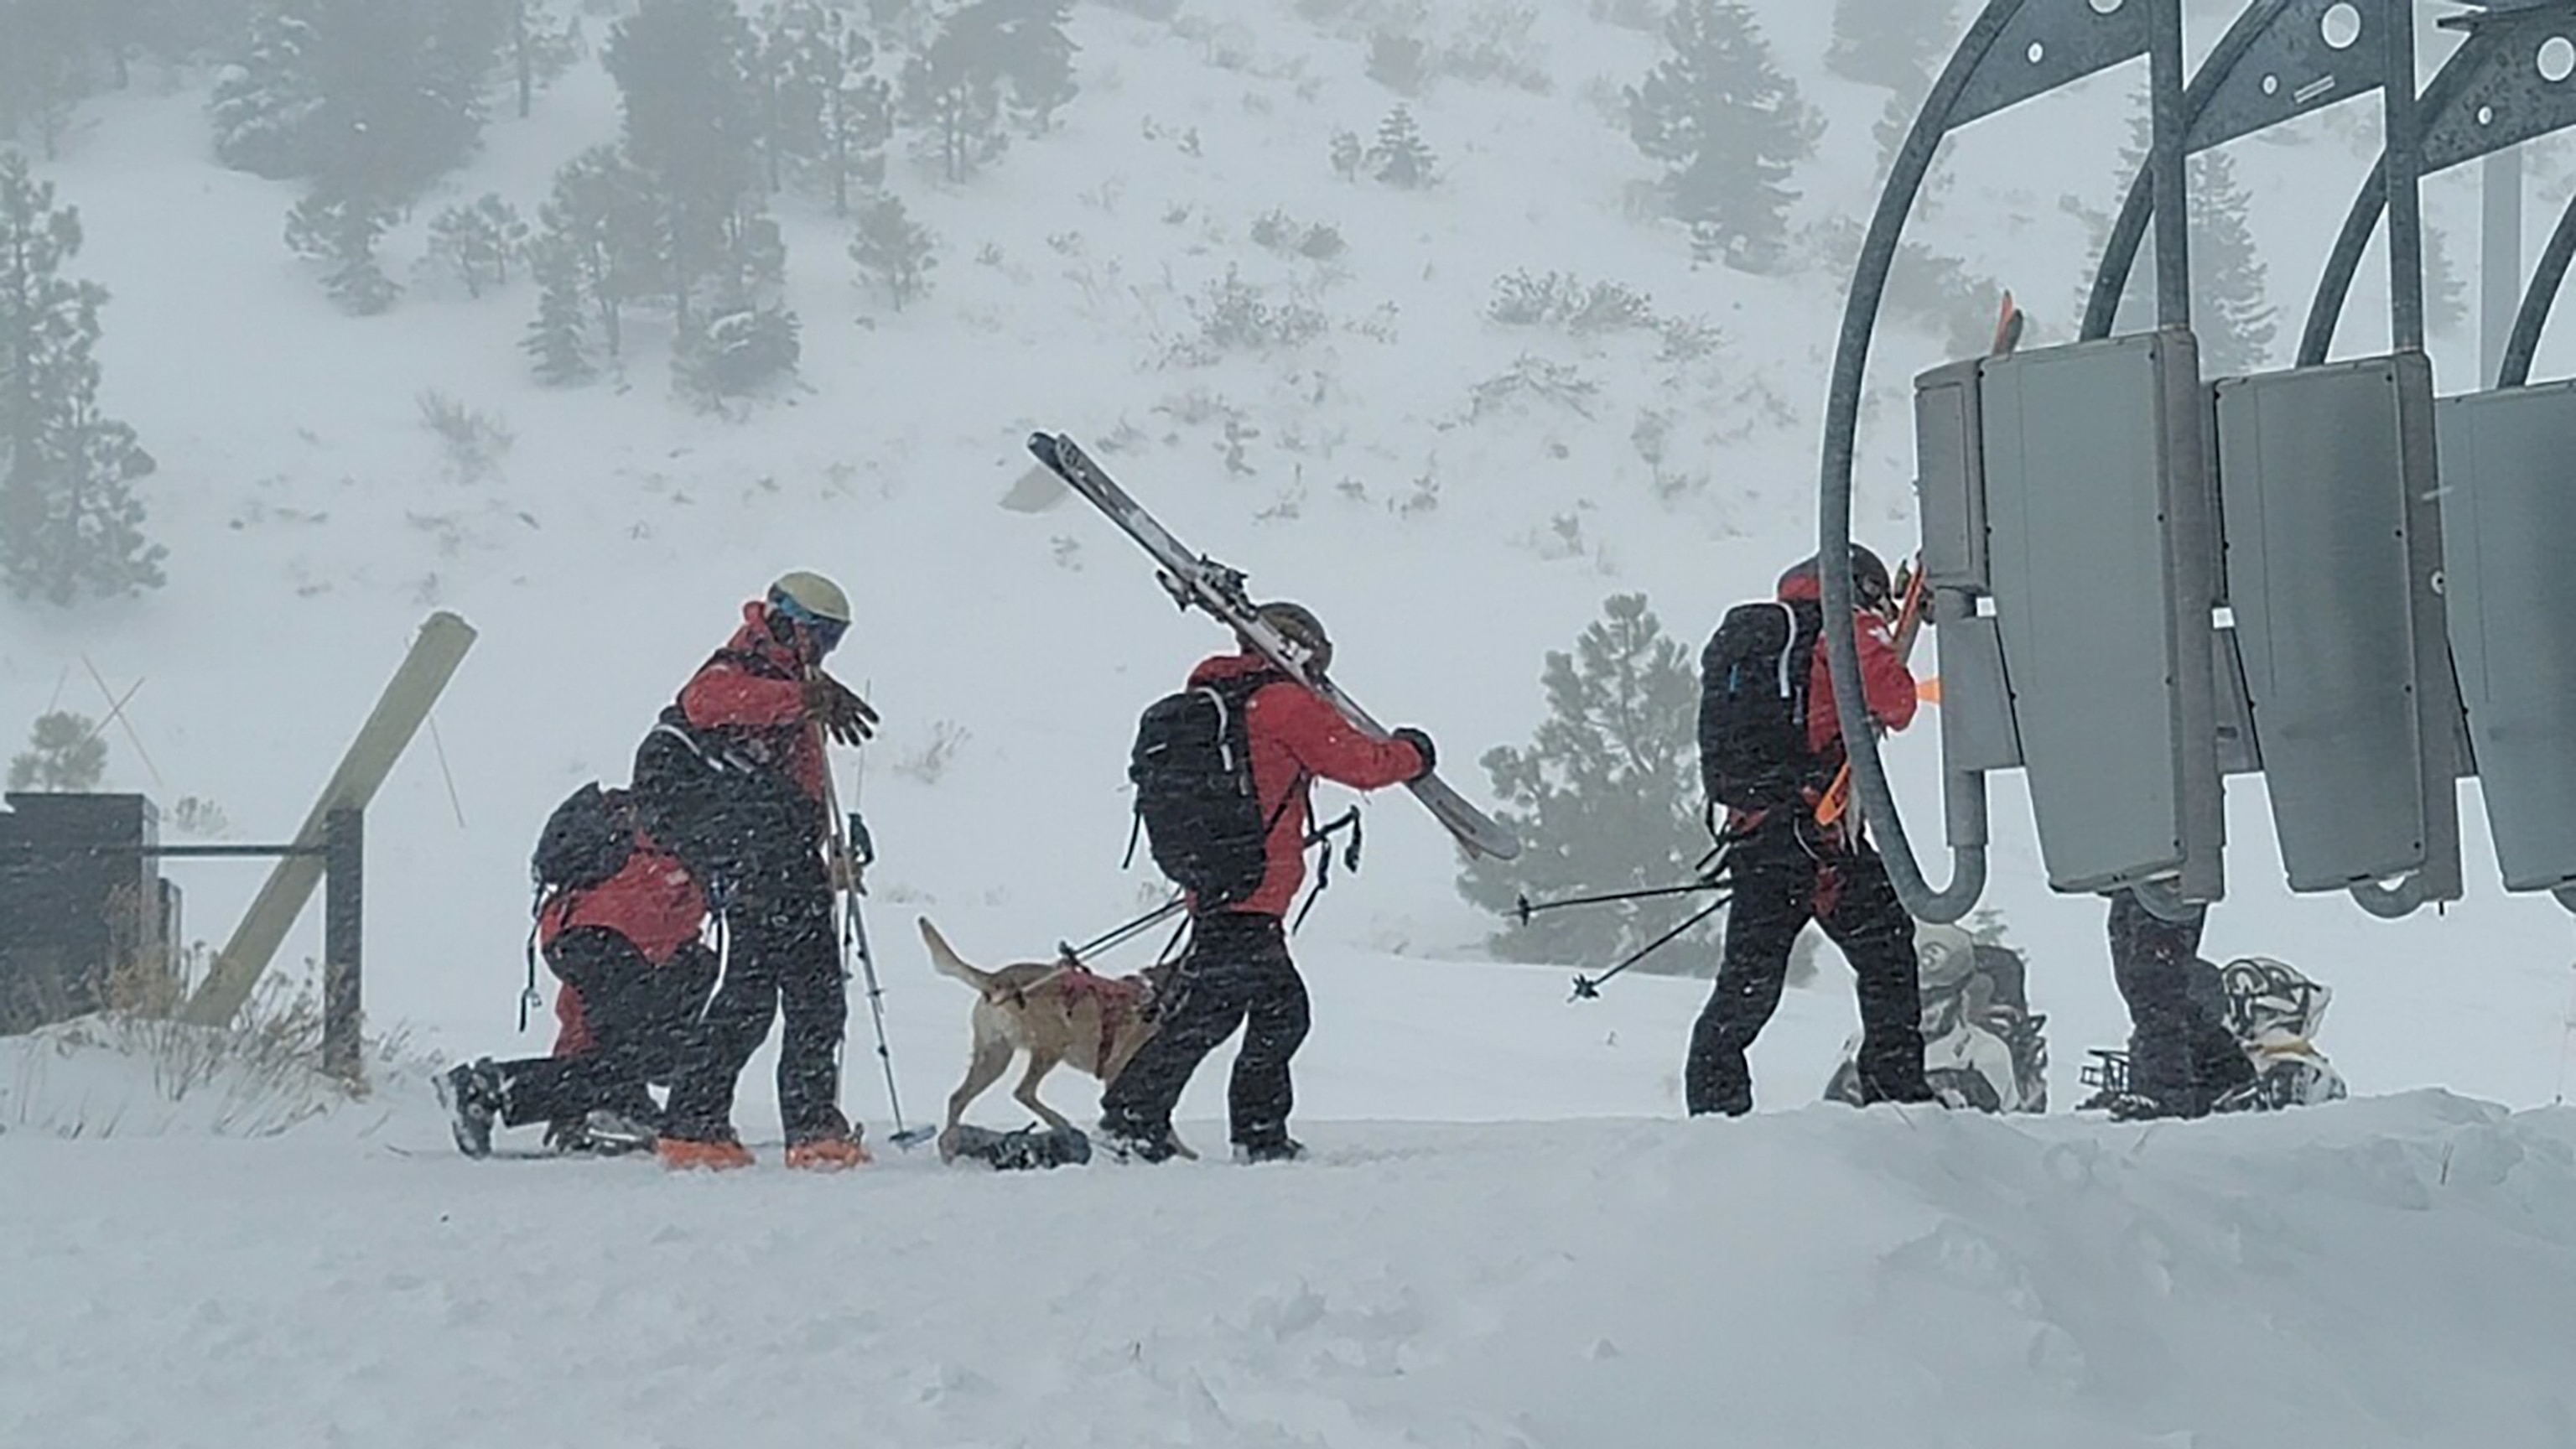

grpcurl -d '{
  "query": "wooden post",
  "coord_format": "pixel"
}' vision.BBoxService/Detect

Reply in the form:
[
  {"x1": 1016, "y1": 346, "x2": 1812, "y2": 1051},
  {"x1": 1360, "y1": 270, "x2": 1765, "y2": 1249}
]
[
  {"x1": 321, "y1": 808, "x2": 363, "y2": 1083},
  {"x1": 184, "y1": 613, "x2": 475, "y2": 1026}
]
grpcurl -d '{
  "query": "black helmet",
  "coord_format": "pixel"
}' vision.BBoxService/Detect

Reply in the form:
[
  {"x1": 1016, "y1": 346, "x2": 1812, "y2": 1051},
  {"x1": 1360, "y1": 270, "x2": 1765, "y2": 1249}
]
[
  {"x1": 1251, "y1": 600, "x2": 1332, "y2": 673},
  {"x1": 1784, "y1": 544, "x2": 1893, "y2": 614}
]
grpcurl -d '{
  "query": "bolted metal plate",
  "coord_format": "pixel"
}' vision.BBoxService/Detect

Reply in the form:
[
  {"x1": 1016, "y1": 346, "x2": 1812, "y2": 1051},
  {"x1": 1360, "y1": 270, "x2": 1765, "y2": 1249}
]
[
  {"x1": 1978, "y1": 332, "x2": 2219, "y2": 895},
  {"x1": 2187, "y1": 0, "x2": 2392, "y2": 153},
  {"x1": 2435, "y1": 379, "x2": 2576, "y2": 891},
  {"x1": 2212, "y1": 356, "x2": 2463, "y2": 895},
  {"x1": 2422, "y1": 3, "x2": 2576, "y2": 173},
  {"x1": 1952, "y1": 0, "x2": 2156, "y2": 129}
]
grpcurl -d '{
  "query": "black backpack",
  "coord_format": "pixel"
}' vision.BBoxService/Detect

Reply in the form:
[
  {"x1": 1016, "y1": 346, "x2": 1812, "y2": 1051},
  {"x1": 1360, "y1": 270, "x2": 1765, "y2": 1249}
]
[
  {"x1": 1699, "y1": 599, "x2": 1829, "y2": 812},
  {"x1": 1129, "y1": 673, "x2": 1284, "y2": 908},
  {"x1": 532, "y1": 782, "x2": 635, "y2": 896}
]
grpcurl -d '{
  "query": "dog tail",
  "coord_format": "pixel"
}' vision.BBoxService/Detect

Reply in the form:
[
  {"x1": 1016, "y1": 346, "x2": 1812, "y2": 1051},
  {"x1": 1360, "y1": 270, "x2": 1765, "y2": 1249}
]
[{"x1": 918, "y1": 917, "x2": 1000, "y2": 995}]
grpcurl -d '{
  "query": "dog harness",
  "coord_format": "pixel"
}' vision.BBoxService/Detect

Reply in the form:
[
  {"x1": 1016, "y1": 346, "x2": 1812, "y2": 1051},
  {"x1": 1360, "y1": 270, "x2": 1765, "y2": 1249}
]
[{"x1": 1054, "y1": 963, "x2": 1148, "y2": 1071}]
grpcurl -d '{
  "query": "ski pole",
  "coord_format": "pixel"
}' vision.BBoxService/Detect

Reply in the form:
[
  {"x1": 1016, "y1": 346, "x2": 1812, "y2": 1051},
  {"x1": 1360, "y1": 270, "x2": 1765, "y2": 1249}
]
[
  {"x1": 1517, "y1": 841, "x2": 1731, "y2": 923},
  {"x1": 1570, "y1": 891, "x2": 1732, "y2": 1002},
  {"x1": 1063, "y1": 813, "x2": 1366, "y2": 964},
  {"x1": 818, "y1": 741, "x2": 911, "y2": 1145}
]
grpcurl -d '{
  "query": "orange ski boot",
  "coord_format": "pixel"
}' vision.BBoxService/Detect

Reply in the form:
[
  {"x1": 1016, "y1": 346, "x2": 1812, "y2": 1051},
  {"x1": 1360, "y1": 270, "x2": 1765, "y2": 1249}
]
[
  {"x1": 657, "y1": 1135, "x2": 755, "y2": 1171},
  {"x1": 785, "y1": 1133, "x2": 871, "y2": 1172}
]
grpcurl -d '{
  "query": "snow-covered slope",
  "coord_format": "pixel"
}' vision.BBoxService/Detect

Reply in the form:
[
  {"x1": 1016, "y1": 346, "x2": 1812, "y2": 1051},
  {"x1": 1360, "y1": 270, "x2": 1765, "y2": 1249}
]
[{"x1": 8, "y1": 4, "x2": 2576, "y2": 1441}]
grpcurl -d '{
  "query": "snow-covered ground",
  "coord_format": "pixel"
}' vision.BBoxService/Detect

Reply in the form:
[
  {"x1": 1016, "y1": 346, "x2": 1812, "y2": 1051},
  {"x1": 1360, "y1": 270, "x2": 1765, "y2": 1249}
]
[{"x1": 11, "y1": 0, "x2": 2576, "y2": 1442}]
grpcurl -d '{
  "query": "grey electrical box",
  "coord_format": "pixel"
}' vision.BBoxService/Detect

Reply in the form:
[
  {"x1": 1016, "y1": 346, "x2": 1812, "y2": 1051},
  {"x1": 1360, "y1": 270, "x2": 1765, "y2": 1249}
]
[
  {"x1": 2212, "y1": 355, "x2": 2462, "y2": 898},
  {"x1": 1976, "y1": 330, "x2": 2222, "y2": 897},
  {"x1": 2436, "y1": 379, "x2": 2576, "y2": 892}
]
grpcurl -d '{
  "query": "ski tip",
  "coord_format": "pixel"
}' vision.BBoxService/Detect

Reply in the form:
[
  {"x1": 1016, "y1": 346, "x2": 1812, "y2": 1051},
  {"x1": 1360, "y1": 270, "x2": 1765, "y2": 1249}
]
[{"x1": 1025, "y1": 431, "x2": 1062, "y2": 465}]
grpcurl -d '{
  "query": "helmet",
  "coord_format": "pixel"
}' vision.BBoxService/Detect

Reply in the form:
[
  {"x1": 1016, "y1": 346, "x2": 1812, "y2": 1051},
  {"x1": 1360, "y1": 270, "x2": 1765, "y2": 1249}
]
[
  {"x1": 1784, "y1": 544, "x2": 1894, "y2": 615},
  {"x1": 766, "y1": 570, "x2": 852, "y2": 656},
  {"x1": 1914, "y1": 922, "x2": 1978, "y2": 994},
  {"x1": 1252, "y1": 600, "x2": 1332, "y2": 673}
]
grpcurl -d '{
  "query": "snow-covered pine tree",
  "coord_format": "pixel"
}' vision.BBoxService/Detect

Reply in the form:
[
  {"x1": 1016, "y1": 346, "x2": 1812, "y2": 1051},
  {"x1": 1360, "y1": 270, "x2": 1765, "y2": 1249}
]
[
  {"x1": 983, "y1": 0, "x2": 1078, "y2": 136},
  {"x1": 848, "y1": 191, "x2": 937, "y2": 309},
  {"x1": 603, "y1": 0, "x2": 768, "y2": 340},
  {"x1": 0, "y1": 0, "x2": 103, "y2": 161},
  {"x1": 1626, "y1": 0, "x2": 1820, "y2": 273},
  {"x1": 1329, "y1": 128, "x2": 1363, "y2": 181},
  {"x1": 210, "y1": 2, "x2": 325, "y2": 179},
  {"x1": 755, "y1": 0, "x2": 892, "y2": 214},
  {"x1": 900, "y1": 5, "x2": 1011, "y2": 184},
  {"x1": 1368, "y1": 104, "x2": 1436, "y2": 189},
  {"x1": 0, "y1": 153, "x2": 162, "y2": 605},
  {"x1": 2189, "y1": 146, "x2": 2275, "y2": 375},
  {"x1": 212, "y1": 0, "x2": 506, "y2": 196},
  {"x1": 428, "y1": 193, "x2": 530, "y2": 299},
  {"x1": 522, "y1": 234, "x2": 595, "y2": 383},
  {"x1": 1826, "y1": 0, "x2": 1958, "y2": 93},
  {"x1": 284, "y1": 189, "x2": 398, "y2": 314},
  {"x1": 817, "y1": 16, "x2": 893, "y2": 216},
  {"x1": 501, "y1": 0, "x2": 584, "y2": 121},
  {"x1": 1457, "y1": 593, "x2": 1718, "y2": 969},
  {"x1": 531, "y1": 143, "x2": 661, "y2": 364}
]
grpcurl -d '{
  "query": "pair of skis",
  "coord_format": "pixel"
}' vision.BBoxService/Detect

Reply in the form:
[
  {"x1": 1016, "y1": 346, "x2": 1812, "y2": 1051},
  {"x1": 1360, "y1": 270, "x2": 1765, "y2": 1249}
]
[{"x1": 1024, "y1": 432, "x2": 1522, "y2": 862}]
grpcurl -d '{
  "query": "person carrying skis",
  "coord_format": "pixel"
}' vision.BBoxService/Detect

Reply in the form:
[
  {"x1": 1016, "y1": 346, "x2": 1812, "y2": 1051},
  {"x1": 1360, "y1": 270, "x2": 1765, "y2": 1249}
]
[
  {"x1": 632, "y1": 571, "x2": 878, "y2": 1171},
  {"x1": 1096, "y1": 602, "x2": 1436, "y2": 1164},
  {"x1": 1685, "y1": 545, "x2": 1935, "y2": 1116},
  {"x1": 439, "y1": 787, "x2": 717, "y2": 1157},
  {"x1": 2092, "y1": 888, "x2": 2257, "y2": 1119}
]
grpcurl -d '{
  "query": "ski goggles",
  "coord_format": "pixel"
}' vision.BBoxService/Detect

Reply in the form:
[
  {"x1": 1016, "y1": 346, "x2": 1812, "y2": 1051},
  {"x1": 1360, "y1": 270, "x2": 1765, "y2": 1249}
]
[{"x1": 769, "y1": 590, "x2": 849, "y2": 655}]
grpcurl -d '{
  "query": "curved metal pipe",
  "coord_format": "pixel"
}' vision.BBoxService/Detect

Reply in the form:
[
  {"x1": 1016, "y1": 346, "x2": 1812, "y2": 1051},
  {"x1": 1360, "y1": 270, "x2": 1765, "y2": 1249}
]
[
  {"x1": 2082, "y1": 0, "x2": 2298, "y2": 342},
  {"x1": 2298, "y1": 169, "x2": 2391, "y2": 366},
  {"x1": 2498, "y1": 184, "x2": 2576, "y2": 387},
  {"x1": 1815, "y1": 2, "x2": 2019, "y2": 925}
]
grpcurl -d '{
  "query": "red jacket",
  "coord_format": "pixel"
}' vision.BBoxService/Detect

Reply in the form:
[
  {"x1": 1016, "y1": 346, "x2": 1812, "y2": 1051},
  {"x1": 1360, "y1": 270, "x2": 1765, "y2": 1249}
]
[
  {"x1": 1191, "y1": 652, "x2": 1428, "y2": 918},
  {"x1": 678, "y1": 602, "x2": 825, "y2": 803},
  {"x1": 1776, "y1": 565, "x2": 1917, "y2": 763},
  {"x1": 538, "y1": 835, "x2": 709, "y2": 966}
]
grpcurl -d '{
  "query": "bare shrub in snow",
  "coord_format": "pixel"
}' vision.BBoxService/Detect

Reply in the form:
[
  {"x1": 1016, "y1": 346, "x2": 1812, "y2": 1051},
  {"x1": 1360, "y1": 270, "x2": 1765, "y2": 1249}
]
[
  {"x1": 425, "y1": 194, "x2": 531, "y2": 299},
  {"x1": 416, "y1": 391, "x2": 516, "y2": 484},
  {"x1": 1486, "y1": 269, "x2": 1655, "y2": 335},
  {"x1": 1166, "y1": 267, "x2": 1327, "y2": 365},
  {"x1": 1329, "y1": 129, "x2": 1364, "y2": 180},
  {"x1": 1468, "y1": 355, "x2": 1599, "y2": 419},
  {"x1": 1434, "y1": 0, "x2": 1550, "y2": 93},
  {"x1": 894, "y1": 719, "x2": 971, "y2": 784},
  {"x1": 1249, "y1": 209, "x2": 1348, "y2": 262}
]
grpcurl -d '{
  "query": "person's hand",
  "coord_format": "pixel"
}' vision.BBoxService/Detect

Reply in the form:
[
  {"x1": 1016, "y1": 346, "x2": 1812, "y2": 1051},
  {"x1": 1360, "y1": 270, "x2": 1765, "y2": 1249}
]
[
  {"x1": 1391, "y1": 726, "x2": 1437, "y2": 781},
  {"x1": 802, "y1": 674, "x2": 879, "y2": 746}
]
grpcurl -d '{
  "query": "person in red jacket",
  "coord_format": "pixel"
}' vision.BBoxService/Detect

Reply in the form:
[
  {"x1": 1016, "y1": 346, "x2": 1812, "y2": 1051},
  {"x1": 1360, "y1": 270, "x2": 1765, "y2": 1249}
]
[
  {"x1": 1685, "y1": 546, "x2": 1935, "y2": 1116},
  {"x1": 631, "y1": 571, "x2": 877, "y2": 1171},
  {"x1": 1098, "y1": 602, "x2": 1436, "y2": 1164},
  {"x1": 439, "y1": 792, "x2": 717, "y2": 1156}
]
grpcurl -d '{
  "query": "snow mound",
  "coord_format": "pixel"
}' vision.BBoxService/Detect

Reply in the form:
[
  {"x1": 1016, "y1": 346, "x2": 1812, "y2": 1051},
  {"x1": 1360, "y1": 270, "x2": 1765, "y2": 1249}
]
[{"x1": 5, "y1": 1096, "x2": 2573, "y2": 1447}]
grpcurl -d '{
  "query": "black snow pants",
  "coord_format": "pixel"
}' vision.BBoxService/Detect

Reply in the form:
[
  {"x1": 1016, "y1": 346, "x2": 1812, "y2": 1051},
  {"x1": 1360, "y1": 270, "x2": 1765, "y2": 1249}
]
[
  {"x1": 661, "y1": 846, "x2": 849, "y2": 1145},
  {"x1": 1687, "y1": 813, "x2": 1930, "y2": 1117},
  {"x1": 1098, "y1": 910, "x2": 1309, "y2": 1152},
  {"x1": 496, "y1": 929, "x2": 718, "y2": 1129},
  {"x1": 2105, "y1": 890, "x2": 2254, "y2": 1116}
]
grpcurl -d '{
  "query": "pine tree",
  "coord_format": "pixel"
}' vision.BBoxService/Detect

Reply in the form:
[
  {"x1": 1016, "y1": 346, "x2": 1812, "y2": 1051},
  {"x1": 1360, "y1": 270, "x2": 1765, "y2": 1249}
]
[
  {"x1": 428, "y1": 193, "x2": 530, "y2": 299},
  {"x1": 0, "y1": 153, "x2": 162, "y2": 605},
  {"x1": 531, "y1": 143, "x2": 661, "y2": 363},
  {"x1": 522, "y1": 234, "x2": 594, "y2": 382},
  {"x1": 1826, "y1": 0, "x2": 1958, "y2": 93},
  {"x1": 901, "y1": 6, "x2": 1010, "y2": 184},
  {"x1": 1368, "y1": 104, "x2": 1436, "y2": 189},
  {"x1": 1457, "y1": 594, "x2": 1716, "y2": 968},
  {"x1": 756, "y1": 1, "x2": 892, "y2": 214},
  {"x1": 848, "y1": 191, "x2": 937, "y2": 309},
  {"x1": 8, "y1": 711, "x2": 107, "y2": 791},
  {"x1": 284, "y1": 189, "x2": 398, "y2": 314},
  {"x1": 605, "y1": 0, "x2": 766, "y2": 340},
  {"x1": 2189, "y1": 147, "x2": 2275, "y2": 375},
  {"x1": 210, "y1": 0, "x2": 506, "y2": 196},
  {"x1": 984, "y1": 0, "x2": 1078, "y2": 135},
  {"x1": 1626, "y1": 0, "x2": 1820, "y2": 273},
  {"x1": 2423, "y1": 217, "x2": 2470, "y2": 342},
  {"x1": 1328, "y1": 127, "x2": 1363, "y2": 182},
  {"x1": 0, "y1": 0, "x2": 102, "y2": 162},
  {"x1": 209, "y1": 3, "x2": 325, "y2": 179}
]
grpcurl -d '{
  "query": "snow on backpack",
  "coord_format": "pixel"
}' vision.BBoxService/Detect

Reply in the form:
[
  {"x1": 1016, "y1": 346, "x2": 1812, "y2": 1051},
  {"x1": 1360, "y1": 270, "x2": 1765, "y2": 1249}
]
[
  {"x1": 1699, "y1": 598, "x2": 1829, "y2": 812},
  {"x1": 1128, "y1": 673, "x2": 1282, "y2": 908},
  {"x1": 531, "y1": 782, "x2": 636, "y2": 896}
]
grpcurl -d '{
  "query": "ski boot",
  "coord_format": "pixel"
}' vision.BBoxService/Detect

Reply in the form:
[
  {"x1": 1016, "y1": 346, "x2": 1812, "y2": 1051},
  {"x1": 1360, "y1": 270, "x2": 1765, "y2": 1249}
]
[{"x1": 436, "y1": 1059, "x2": 504, "y2": 1158}]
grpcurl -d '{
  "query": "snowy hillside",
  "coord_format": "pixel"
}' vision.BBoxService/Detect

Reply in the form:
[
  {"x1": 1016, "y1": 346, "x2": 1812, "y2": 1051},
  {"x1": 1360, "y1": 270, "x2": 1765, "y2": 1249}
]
[{"x1": 10, "y1": 0, "x2": 2576, "y2": 1443}]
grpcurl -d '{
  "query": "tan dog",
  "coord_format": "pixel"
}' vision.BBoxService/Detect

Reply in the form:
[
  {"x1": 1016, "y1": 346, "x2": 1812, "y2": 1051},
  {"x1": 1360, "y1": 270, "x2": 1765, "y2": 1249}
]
[{"x1": 917, "y1": 918, "x2": 1182, "y2": 1161}]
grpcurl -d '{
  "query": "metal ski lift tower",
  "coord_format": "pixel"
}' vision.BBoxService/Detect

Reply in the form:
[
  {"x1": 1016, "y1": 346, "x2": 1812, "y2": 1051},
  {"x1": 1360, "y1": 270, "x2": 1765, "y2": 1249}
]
[{"x1": 1822, "y1": 0, "x2": 2576, "y2": 925}]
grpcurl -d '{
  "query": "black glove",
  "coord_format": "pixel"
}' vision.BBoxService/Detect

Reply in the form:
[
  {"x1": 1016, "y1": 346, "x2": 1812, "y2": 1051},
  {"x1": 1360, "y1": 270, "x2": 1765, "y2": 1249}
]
[
  {"x1": 802, "y1": 674, "x2": 879, "y2": 746},
  {"x1": 1391, "y1": 726, "x2": 1436, "y2": 780}
]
